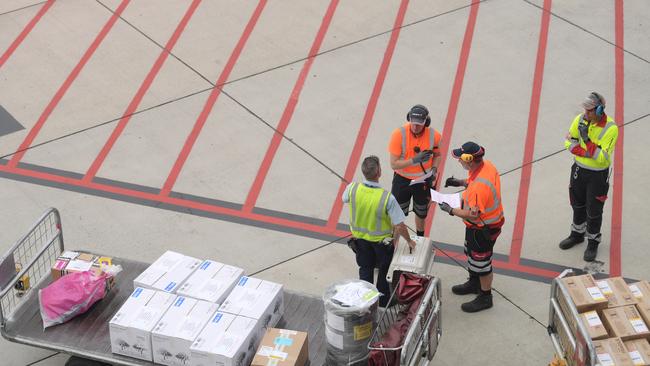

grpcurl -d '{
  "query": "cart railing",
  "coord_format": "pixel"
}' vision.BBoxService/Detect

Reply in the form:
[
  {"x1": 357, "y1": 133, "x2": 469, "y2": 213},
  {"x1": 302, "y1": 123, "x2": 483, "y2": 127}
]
[
  {"x1": 0, "y1": 208, "x2": 64, "y2": 329},
  {"x1": 548, "y1": 269, "x2": 598, "y2": 366},
  {"x1": 369, "y1": 275, "x2": 441, "y2": 366}
]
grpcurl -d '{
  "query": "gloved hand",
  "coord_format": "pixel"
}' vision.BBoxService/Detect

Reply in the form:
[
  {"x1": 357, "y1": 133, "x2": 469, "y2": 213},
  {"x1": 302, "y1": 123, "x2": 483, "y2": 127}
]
[
  {"x1": 412, "y1": 150, "x2": 432, "y2": 164},
  {"x1": 444, "y1": 176, "x2": 464, "y2": 187},
  {"x1": 438, "y1": 202, "x2": 454, "y2": 216},
  {"x1": 578, "y1": 123, "x2": 589, "y2": 142}
]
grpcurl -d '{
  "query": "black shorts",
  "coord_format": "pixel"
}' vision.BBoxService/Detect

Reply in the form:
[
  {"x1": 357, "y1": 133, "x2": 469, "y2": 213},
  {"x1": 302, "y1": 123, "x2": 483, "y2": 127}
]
[
  {"x1": 391, "y1": 173, "x2": 431, "y2": 218},
  {"x1": 464, "y1": 225, "x2": 502, "y2": 275}
]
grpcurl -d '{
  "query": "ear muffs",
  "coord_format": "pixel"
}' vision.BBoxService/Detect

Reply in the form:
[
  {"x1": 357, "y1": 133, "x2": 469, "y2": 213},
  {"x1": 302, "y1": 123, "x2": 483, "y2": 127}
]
[
  {"x1": 591, "y1": 92, "x2": 605, "y2": 117},
  {"x1": 407, "y1": 105, "x2": 431, "y2": 127},
  {"x1": 460, "y1": 153, "x2": 474, "y2": 162}
]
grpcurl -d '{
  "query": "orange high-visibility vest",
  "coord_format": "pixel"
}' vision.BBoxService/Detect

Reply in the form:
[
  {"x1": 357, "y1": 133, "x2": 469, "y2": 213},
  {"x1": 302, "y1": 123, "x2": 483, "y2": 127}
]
[
  {"x1": 461, "y1": 159, "x2": 504, "y2": 228},
  {"x1": 388, "y1": 123, "x2": 441, "y2": 180}
]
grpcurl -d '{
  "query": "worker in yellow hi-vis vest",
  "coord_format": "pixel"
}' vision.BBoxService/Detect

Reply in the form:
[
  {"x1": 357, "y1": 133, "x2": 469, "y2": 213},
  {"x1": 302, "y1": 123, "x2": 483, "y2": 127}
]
[
  {"x1": 342, "y1": 156, "x2": 416, "y2": 307},
  {"x1": 559, "y1": 92, "x2": 619, "y2": 262}
]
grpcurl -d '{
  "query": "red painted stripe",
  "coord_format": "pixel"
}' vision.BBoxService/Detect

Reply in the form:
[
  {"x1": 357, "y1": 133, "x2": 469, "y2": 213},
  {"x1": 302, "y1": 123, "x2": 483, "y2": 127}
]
[
  {"x1": 509, "y1": 0, "x2": 552, "y2": 264},
  {"x1": 424, "y1": 0, "x2": 480, "y2": 235},
  {"x1": 325, "y1": 0, "x2": 410, "y2": 229},
  {"x1": 0, "y1": 0, "x2": 55, "y2": 69},
  {"x1": 160, "y1": 0, "x2": 267, "y2": 196},
  {"x1": 8, "y1": 0, "x2": 131, "y2": 168},
  {"x1": 610, "y1": 0, "x2": 624, "y2": 277},
  {"x1": 242, "y1": 0, "x2": 340, "y2": 213},
  {"x1": 0, "y1": 163, "x2": 350, "y2": 238},
  {"x1": 83, "y1": 0, "x2": 202, "y2": 183}
]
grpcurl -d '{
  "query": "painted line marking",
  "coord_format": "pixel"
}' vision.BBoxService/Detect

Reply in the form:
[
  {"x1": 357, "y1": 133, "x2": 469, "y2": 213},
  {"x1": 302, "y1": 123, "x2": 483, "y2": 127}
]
[
  {"x1": 243, "y1": 0, "x2": 340, "y2": 213},
  {"x1": 0, "y1": 0, "x2": 55, "y2": 69}
]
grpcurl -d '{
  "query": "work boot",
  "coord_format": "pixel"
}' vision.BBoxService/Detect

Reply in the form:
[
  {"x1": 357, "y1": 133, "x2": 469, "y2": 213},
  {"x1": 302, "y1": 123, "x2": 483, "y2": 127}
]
[
  {"x1": 559, "y1": 232, "x2": 585, "y2": 250},
  {"x1": 451, "y1": 276, "x2": 480, "y2": 295},
  {"x1": 461, "y1": 291, "x2": 493, "y2": 313},
  {"x1": 583, "y1": 241, "x2": 599, "y2": 262}
]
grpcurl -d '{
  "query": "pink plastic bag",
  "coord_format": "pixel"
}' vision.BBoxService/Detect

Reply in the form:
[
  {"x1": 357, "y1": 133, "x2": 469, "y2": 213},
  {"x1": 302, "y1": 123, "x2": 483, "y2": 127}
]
[{"x1": 39, "y1": 271, "x2": 108, "y2": 329}]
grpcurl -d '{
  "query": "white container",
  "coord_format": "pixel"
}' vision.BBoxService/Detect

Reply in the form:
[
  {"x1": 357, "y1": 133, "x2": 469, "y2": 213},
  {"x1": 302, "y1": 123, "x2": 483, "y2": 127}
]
[
  {"x1": 189, "y1": 313, "x2": 258, "y2": 366},
  {"x1": 177, "y1": 260, "x2": 243, "y2": 304},
  {"x1": 219, "y1": 276, "x2": 284, "y2": 334},
  {"x1": 151, "y1": 296, "x2": 219, "y2": 366},
  {"x1": 386, "y1": 236, "x2": 435, "y2": 283},
  {"x1": 109, "y1": 288, "x2": 176, "y2": 361},
  {"x1": 133, "y1": 251, "x2": 201, "y2": 293}
]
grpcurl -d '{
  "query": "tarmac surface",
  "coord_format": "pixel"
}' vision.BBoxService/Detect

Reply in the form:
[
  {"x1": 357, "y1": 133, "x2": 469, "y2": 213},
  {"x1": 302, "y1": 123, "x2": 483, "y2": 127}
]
[{"x1": 0, "y1": 0, "x2": 649, "y2": 365}]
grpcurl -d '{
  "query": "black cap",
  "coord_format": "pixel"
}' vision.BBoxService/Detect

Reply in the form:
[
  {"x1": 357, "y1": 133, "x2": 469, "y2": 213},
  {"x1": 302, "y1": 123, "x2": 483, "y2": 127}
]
[
  {"x1": 408, "y1": 105, "x2": 429, "y2": 124},
  {"x1": 452, "y1": 141, "x2": 485, "y2": 159}
]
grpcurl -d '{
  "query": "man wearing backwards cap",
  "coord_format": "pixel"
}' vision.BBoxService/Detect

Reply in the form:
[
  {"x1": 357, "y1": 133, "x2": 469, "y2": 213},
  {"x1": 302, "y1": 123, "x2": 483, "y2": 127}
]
[
  {"x1": 559, "y1": 92, "x2": 618, "y2": 262},
  {"x1": 388, "y1": 105, "x2": 442, "y2": 237},
  {"x1": 439, "y1": 142, "x2": 504, "y2": 312}
]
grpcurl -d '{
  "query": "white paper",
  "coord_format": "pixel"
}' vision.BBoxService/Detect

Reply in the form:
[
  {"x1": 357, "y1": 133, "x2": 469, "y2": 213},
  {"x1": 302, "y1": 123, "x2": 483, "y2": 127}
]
[
  {"x1": 596, "y1": 353, "x2": 614, "y2": 366},
  {"x1": 629, "y1": 350, "x2": 644, "y2": 365},
  {"x1": 65, "y1": 259, "x2": 93, "y2": 272},
  {"x1": 630, "y1": 284, "x2": 644, "y2": 299},
  {"x1": 331, "y1": 283, "x2": 379, "y2": 307},
  {"x1": 326, "y1": 313, "x2": 346, "y2": 332},
  {"x1": 584, "y1": 311, "x2": 602, "y2": 327},
  {"x1": 596, "y1": 280, "x2": 613, "y2": 295},
  {"x1": 400, "y1": 255, "x2": 416, "y2": 265},
  {"x1": 409, "y1": 169, "x2": 434, "y2": 186},
  {"x1": 630, "y1": 318, "x2": 649, "y2": 333},
  {"x1": 430, "y1": 189, "x2": 461, "y2": 208},
  {"x1": 586, "y1": 286, "x2": 606, "y2": 301},
  {"x1": 257, "y1": 346, "x2": 273, "y2": 357}
]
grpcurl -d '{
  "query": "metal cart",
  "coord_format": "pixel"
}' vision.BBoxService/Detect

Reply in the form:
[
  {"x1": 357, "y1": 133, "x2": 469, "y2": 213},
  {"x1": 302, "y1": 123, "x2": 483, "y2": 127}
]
[
  {"x1": 548, "y1": 269, "x2": 598, "y2": 366},
  {"x1": 367, "y1": 237, "x2": 442, "y2": 366},
  {"x1": 0, "y1": 208, "x2": 330, "y2": 365}
]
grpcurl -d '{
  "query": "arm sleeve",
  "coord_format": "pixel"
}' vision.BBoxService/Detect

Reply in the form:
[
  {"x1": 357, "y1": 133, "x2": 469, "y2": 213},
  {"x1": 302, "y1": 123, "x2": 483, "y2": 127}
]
[
  {"x1": 565, "y1": 115, "x2": 585, "y2": 156},
  {"x1": 386, "y1": 194, "x2": 406, "y2": 225},
  {"x1": 341, "y1": 183, "x2": 353, "y2": 203},
  {"x1": 388, "y1": 128, "x2": 403, "y2": 157}
]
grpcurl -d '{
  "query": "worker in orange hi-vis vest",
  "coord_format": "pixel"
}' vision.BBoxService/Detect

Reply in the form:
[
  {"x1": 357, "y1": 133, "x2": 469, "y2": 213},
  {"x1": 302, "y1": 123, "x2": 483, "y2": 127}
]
[
  {"x1": 439, "y1": 141, "x2": 504, "y2": 313},
  {"x1": 388, "y1": 105, "x2": 442, "y2": 237}
]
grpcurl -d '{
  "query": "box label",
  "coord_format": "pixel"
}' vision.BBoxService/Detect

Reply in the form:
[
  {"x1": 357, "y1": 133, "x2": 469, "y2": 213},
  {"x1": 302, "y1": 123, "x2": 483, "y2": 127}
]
[
  {"x1": 596, "y1": 352, "x2": 614, "y2": 366},
  {"x1": 596, "y1": 280, "x2": 613, "y2": 295},
  {"x1": 354, "y1": 322, "x2": 373, "y2": 341},
  {"x1": 174, "y1": 297, "x2": 185, "y2": 307},
  {"x1": 630, "y1": 284, "x2": 644, "y2": 299},
  {"x1": 629, "y1": 350, "x2": 644, "y2": 365},
  {"x1": 400, "y1": 255, "x2": 416, "y2": 265},
  {"x1": 270, "y1": 350, "x2": 288, "y2": 361},
  {"x1": 257, "y1": 345, "x2": 273, "y2": 357},
  {"x1": 212, "y1": 313, "x2": 223, "y2": 323},
  {"x1": 132, "y1": 288, "x2": 143, "y2": 298},
  {"x1": 164, "y1": 282, "x2": 177, "y2": 292},
  {"x1": 274, "y1": 336, "x2": 293, "y2": 347},
  {"x1": 587, "y1": 286, "x2": 606, "y2": 301},
  {"x1": 199, "y1": 261, "x2": 210, "y2": 270},
  {"x1": 630, "y1": 318, "x2": 649, "y2": 333},
  {"x1": 585, "y1": 311, "x2": 602, "y2": 327},
  {"x1": 326, "y1": 313, "x2": 345, "y2": 332}
]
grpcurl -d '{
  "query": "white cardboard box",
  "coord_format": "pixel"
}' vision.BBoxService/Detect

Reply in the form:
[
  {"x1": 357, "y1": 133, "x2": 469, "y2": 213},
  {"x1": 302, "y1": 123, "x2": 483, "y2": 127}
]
[
  {"x1": 219, "y1": 276, "x2": 284, "y2": 336},
  {"x1": 133, "y1": 251, "x2": 201, "y2": 293},
  {"x1": 151, "y1": 296, "x2": 219, "y2": 366},
  {"x1": 109, "y1": 288, "x2": 176, "y2": 361},
  {"x1": 190, "y1": 313, "x2": 258, "y2": 366},
  {"x1": 177, "y1": 260, "x2": 243, "y2": 304}
]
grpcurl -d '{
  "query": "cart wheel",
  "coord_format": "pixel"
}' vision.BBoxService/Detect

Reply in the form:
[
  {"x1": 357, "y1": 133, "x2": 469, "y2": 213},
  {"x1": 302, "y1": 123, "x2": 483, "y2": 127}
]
[{"x1": 65, "y1": 356, "x2": 112, "y2": 366}]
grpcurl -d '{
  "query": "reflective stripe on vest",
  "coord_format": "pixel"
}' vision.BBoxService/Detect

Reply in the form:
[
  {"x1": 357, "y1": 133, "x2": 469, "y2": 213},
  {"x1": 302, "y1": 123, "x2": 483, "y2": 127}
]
[
  {"x1": 349, "y1": 183, "x2": 393, "y2": 241},
  {"x1": 463, "y1": 177, "x2": 503, "y2": 226},
  {"x1": 397, "y1": 126, "x2": 437, "y2": 179}
]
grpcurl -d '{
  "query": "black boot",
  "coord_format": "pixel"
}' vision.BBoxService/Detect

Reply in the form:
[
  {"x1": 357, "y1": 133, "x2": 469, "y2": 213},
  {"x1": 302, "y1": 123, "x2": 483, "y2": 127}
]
[
  {"x1": 559, "y1": 232, "x2": 584, "y2": 250},
  {"x1": 452, "y1": 276, "x2": 480, "y2": 295},
  {"x1": 583, "y1": 241, "x2": 599, "y2": 262},
  {"x1": 461, "y1": 290, "x2": 493, "y2": 313}
]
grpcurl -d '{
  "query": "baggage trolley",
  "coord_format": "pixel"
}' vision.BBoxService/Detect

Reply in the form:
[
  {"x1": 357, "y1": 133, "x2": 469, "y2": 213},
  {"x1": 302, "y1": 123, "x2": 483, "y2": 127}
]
[
  {"x1": 367, "y1": 236, "x2": 442, "y2": 366},
  {"x1": 548, "y1": 269, "x2": 599, "y2": 366}
]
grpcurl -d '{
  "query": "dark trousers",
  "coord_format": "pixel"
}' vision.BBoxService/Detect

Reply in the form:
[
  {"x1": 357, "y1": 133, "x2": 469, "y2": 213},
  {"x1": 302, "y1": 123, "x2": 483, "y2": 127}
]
[
  {"x1": 355, "y1": 238, "x2": 394, "y2": 307},
  {"x1": 569, "y1": 163, "x2": 610, "y2": 244}
]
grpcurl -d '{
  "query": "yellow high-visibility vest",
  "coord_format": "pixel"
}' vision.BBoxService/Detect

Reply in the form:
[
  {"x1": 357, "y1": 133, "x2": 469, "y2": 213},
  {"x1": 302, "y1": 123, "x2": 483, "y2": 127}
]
[
  {"x1": 348, "y1": 183, "x2": 393, "y2": 242},
  {"x1": 565, "y1": 114, "x2": 618, "y2": 171}
]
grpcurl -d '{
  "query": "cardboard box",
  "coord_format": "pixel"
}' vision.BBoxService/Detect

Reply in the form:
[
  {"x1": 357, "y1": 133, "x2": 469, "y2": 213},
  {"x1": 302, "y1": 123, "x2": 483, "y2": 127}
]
[
  {"x1": 109, "y1": 288, "x2": 176, "y2": 361},
  {"x1": 133, "y1": 251, "x2": 201, "y2": 293},
  {"x1": 637, "y1": 301, "x2": 650, "y2": 332},
  {"x1": 601, "y1": 305, "x2": 650, "y2": 341},
  {"x1": 580, "y1": 310, "x2": 609, "y2": 340},
  {"x1": 251, "y1": 328, "x2": 308, "y2": 366},
  {"x1": 151, "y1": 296, "x2": 219, "y2": 366},
  {"x1": 177, "y1": 260, "x2": 243, "y2": 304},
  {"x1": 560, "y1": 274, "x2": 608, "y2": 313},
  {"x1": 624, "y1": 338, "x2": 650, "y2": 366},
  {"x1": 190, "y1": 313, "x2": 258, "y2": 366},
  {"x1": 596, "y1": 277, "x2": 638, "y2": 308},
  {"x1": 219, "y1": 276, "x2": 284, "y2": 336},
  {"x1": 51, "y1": 251, "x2": 112, "y2": 280},
  {"x1": 630, "y1": 281, "x2": 650, "y2": 304},
  {"x1": 593, "y1": 338, "x2": 635, "y2": 366}
]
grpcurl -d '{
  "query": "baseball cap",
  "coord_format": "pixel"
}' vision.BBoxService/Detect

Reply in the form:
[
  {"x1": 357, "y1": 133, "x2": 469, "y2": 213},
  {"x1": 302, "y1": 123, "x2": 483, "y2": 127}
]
[
  {"x1": 452, "y1": 141, "x2": 485, "y2": 159},
  {"x1": 408, "y1": 105, "x2": 429, "y2": 124}
]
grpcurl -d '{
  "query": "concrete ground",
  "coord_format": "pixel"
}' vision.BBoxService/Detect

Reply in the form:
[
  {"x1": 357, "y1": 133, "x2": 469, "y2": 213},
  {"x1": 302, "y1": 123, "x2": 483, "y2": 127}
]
[{"x1": 0, "y1": 0, "x2": 649, "y2": 365}]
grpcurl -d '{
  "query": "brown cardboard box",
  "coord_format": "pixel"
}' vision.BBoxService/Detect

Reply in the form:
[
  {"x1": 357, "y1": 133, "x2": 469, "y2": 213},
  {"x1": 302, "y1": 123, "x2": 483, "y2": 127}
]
[
  {"x1": 637, "y1": 302, "x2": 650, "y2": 333},
  {"x1": 593, "y1": 338, "x2": 635, "y2": 366},
  {"x1": 596, "y1": 277, "x2": 638, "y2": 308},
  {"x1": 580, "y1": 310, "x2": 609, "y2": 340},
  {"x1": 602, "y1": 305, "x2": 650, "y2": 341},
  {"x1": 251, "y1": 328, "x2": 308, "y2": 366},
  {"x1": 624, "y1": 338, "x2": 650, "y2": 366},
  {"x1": 560, "y1": 274, "x2": 609, "y2": 312},
  {"x1": 630, "y1": 281, "x2": 650, "y2": 304},
  {"x1": 50, "y1": 251, "x2": 114, "y2": 290}
]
